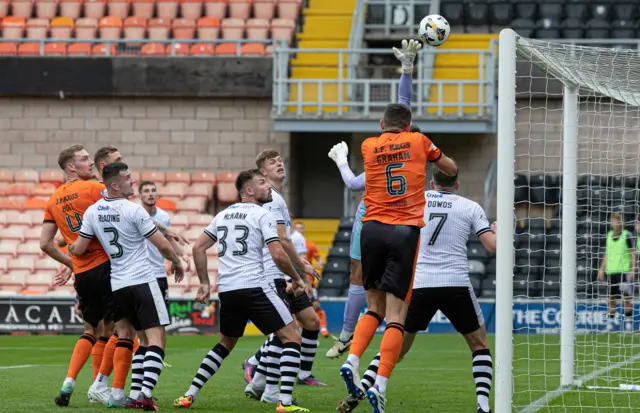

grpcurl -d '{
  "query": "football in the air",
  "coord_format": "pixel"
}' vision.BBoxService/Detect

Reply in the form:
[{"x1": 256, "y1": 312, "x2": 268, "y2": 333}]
[{"x1": 418, "y1": 14, "x2": 450, "y2": 47}]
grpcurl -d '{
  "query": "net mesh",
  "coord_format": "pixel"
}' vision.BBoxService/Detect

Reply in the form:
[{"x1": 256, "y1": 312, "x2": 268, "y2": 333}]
[{"x1": 512, "y1": 37, "x2": 640, "y2": 412}]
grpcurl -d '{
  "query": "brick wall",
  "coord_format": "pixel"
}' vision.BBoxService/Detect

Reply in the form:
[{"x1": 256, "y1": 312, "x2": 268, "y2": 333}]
[{"x1": 0, "y1": 97, "x2": 289, "y2": 172}]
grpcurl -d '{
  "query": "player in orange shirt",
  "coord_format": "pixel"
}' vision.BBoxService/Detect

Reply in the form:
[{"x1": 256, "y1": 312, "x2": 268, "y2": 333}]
[
  {"x1": 339, "y1": 103, "x2": 457, "y2": 411},
  {"x1": 39, "y1": 145, "x2": 116, "y2": 407},
  {"x1": 293, "y1": 222, "x2": 329, "y2": 338}
]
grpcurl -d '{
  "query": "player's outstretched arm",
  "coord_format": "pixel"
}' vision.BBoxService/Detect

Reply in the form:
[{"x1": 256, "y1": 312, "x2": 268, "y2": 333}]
[
  {"x1": 40, "y1": 222, "x2": 72, "y2": 268},
  {"x1": 154, "y1": 220, "x2": 190, "y2": 246},
  {"x1": 393, "y1": 39, "x2": 420, "y2": 106},
  {"x1": 68, "y1": 235, "x2": 91, "y2": 257},
  {"x1": 328, "y1": 142, "x2": 365, "y2": 191},
  {"x1": 148, "y1": 230, "x2": 184, "y2": 278},
  {"x1": 268, "y1": 240, "x2": 305, "y2": 296},
  {"x1": 479, "y1": 231, "x2": 496, "y2": 255},
  {"x1": 433, "y1": 153, "x2": 458, "y2": 177}
]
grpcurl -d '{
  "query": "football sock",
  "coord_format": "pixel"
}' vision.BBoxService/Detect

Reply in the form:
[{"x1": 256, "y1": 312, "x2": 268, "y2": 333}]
[
  {"x1": 65, "y1": 333, "x2": 95, "y2": 381},
  {"x1": 279, "y1": 342, "x2": 301, "y2": 406},
  {"x1": 133, "y1": 335, "x2": 140, "y2": 354},
  {"x1": 376, "y1": 322, "x2": 404, "y2": 387},
  {"x1": 186, "y1": 343, "x2": 230, "y2": 399},
  {"x1": 473, "y1": 349, "x2": 493, "y2": 413},
  {"x1": 99, "y1": 334, "x2": 118, "y2": 377},
  {"x1": 361, "y1": 353, "x2": 380, "y2": 391},
  {"x1": 141, "y1": 346, "x2": 165, "y2": 397},
  {"x1": 316, "y1": 308, "x2": 328, "y2": 331},
  {"x1": 342, "y1": 284, "x2": 366, "y2": 337},
  {"x1": 92, "y1": 336, "x2": 108, "y2": 380},
  {"x1": 348, "y1": 311, "x2": 383, "y2": 365},
  {"x1": 298, "y1": 329, "x2": 319, "y2": 380},
  {"x1": 112, "y1": 338, "x2": 134, "y2": 394},
  {"x1": 264, "y1": 337, "x2": 283, "y2": 396},
  {"x1": 129, "y1": 346, "x2": 147, "y2": 400},
  {"x1": 249, "y1": 339, "x2": 269, "y2": 366}
]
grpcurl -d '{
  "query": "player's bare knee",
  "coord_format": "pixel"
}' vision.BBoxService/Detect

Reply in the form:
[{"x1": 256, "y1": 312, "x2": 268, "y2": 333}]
[
  {"x1": 136, "y1": 330, "x2": 148, "y2": 347},
  {"x1": 145, "y1": 326, "x2": 166, "y2": 349},
  {"x1": 115, "y1": 323, "x2": 134, "y2": 340},
  {"x1": 350, "y1": 259, "x2": 363, "y2": 285},
  {"x1": 400, "y1": 332, "x2": 416, "y2": 357},
  {"x1": 219, "y1": 335, "x2": 238, "y2": 352},
  {"x1": 465, "y1": 328, "x2": 488, "y2": 352},
  {"x1": 276, "y1": 323, "x2": 301, "y2": 345},
  {"x1": 299, "y1": 307, "x2": 320, "y2": 330}
]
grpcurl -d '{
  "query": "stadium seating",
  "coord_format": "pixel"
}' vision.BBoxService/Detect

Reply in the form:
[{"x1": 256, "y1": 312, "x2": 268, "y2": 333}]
[{"x1": 0, "y1": 0, "x2": 302, "y2": 56}]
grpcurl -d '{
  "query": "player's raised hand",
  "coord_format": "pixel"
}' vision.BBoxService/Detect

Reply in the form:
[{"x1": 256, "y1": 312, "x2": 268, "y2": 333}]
[
  {"x1": 302, "y1": 258, "x2": 321, "y2": 281},
  {"x1": 53, "y1": 265, "x2": 73, "y2": 286},
  {"x1": 165, "y1": 227, "x2": 190, "y2": 246},
  {"x1": 328, "y1": 141, "x2": 349, "y2": 167},
  {"x1": 291, "y1": 278, "x2": 306, "y2": 297},
  {"x1": 393, "y1": 39, "x2": 422, "y2": 74},
  {"x1": 172, "y1": 261, "x2": 185, "y2": 283},
  {"x1": 196, "y1": 282, "x2": 211, "y2": 303}
]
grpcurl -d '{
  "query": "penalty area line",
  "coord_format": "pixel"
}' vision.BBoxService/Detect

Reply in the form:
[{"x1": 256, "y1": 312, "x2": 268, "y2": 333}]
[
  {"x1": 0, "y1": 364, "x2": 40, "y2": 370},
  {"x1": 519, "y1": 351, "x2": 640, "y2": 413}
]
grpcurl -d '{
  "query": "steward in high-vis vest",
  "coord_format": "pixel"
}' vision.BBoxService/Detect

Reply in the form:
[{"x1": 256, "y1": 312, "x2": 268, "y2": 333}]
[{"x1": 598, "y1": 212, "x2": 636, "y2": 332}]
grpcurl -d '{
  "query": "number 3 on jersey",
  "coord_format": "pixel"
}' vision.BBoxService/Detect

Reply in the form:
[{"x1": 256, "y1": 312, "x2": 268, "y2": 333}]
[
  {"x1": 103, "y1": 228, "x2": 124, "y2": 258},
  {"x1": 218, "y1": 225, "x2": 249, "y2": 257},
  {"x1": 385, "y1": 162, "x2": 407, "y2": 196}
]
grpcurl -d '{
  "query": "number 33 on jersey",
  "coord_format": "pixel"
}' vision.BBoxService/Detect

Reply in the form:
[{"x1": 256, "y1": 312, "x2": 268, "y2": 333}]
[{"x1": 362, "y1": 131, "x2": 442, "y2": 227}]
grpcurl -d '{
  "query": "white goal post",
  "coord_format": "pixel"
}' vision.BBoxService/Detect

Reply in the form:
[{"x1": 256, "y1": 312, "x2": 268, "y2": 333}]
[{"x1": 496, "y1": 28, "x2": 640, "y2": 412}]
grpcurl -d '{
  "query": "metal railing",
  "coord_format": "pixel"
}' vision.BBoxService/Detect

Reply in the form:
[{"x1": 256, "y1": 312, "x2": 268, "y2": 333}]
[
  {"x1": 364, "y1": 0, "x2": 438, "y2": 38},
  {"x1": 0, "y1": 38, "x2": 273, "y2": 56},
  {"x1": 347, "y1": 0, "x2": 367, "y2": 99},
  {"x1": 272, "y1": 47, "x2": 496, "y2": 119}
]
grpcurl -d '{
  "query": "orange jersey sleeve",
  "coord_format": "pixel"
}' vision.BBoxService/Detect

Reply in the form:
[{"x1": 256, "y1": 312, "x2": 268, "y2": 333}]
[
  {"x1": 361, "y1": 131, "x2": 441, "y2": 227},
  {"x1": 44, "y1": 179, "x2": 109, "y2": 274},
  {"x1": 305, "y1": 240, "x2": 320, "y2": 264}
]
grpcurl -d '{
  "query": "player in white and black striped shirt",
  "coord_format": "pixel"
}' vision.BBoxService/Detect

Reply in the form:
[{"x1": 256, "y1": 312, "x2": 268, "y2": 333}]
[
  {"x1": 337, "y1": 169, "x2": 497, "y2": 413},
  {"x1": 173, "y1": 169, "x2": 311, "y2": 413}
]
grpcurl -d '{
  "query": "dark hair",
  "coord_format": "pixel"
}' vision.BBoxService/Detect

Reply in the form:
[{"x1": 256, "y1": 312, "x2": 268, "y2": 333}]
[
  {"x1": 255, "y1": 148, "x2": 281, "y2": 169},
  {"x1": 409, "y1": 125, "x2": 421, "y2": 133},
  {"x1": 383, "y1": 103, "x2": 412, "y2": 131},
  {"x1": 58, "y1": 144, "x2": 84, "y2": 170},
  {"x1": 433, "y1": 160, "x2": 458, "y2": 188},
  {"x1": 102, "y1": 162, "x2": 129, "y2": 186},
  {"x1": 94, "y1": 146, "x2": 119, "y2": 173},
  {"x1": 235, "y1": 169, "x2": 263, "y2": 193},
  {"x1": 138, "y1": 180, "x2": 156, "y2": 194}
]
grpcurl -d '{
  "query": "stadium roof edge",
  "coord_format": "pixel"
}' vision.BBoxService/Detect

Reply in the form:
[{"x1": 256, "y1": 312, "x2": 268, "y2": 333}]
[{"x1": 273, "y1": 119, "x2": 496, "y2": 134}]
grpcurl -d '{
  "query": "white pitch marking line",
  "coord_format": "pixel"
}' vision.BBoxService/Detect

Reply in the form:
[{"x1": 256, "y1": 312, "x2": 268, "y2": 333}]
[{"x1": 0, "y1": 364, "x2": 40, "y2": 370}]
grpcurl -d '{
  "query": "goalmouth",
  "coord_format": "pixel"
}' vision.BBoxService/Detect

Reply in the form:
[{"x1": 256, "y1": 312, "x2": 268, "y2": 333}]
[{"x1": 495, "y1": 29, "x2": 640, "y2": 412}]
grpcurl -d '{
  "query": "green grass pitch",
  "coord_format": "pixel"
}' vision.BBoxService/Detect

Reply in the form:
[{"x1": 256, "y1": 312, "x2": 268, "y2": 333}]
[{"x1": 1, "y1": 334, "x2": 640, "y2": 412}]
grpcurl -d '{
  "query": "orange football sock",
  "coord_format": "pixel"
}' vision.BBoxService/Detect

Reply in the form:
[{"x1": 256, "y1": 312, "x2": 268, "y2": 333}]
[
  {"x1": 66, "y1": 333, "x2": 96, "y2": 379},
  {"x1": 349, "y1": 311, "x2": 383, "y2": 359},
  {"x1": 112, "y1": 338, "x2": 134, "y2": 390},
  {"x1": 316, "y1": 308, "x2": 328, "y2": 331},
  {"x1": 99, "y1": 334, "x2": 118, "y2": 376},
  {"x1": 92, "y1": 336, "x2": 108, "y2": 380},
  {"x1": 377, "y1": 322, "x2": 404, "y2": 379},
  {"x1": 133, "y1": 334, "x2": 139, "y2": 353}
]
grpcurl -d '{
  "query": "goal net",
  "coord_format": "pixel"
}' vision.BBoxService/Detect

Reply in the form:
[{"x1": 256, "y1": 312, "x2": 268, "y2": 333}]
[{"x1": 495, "y1": 29, "x2": 640, "y2": 413}]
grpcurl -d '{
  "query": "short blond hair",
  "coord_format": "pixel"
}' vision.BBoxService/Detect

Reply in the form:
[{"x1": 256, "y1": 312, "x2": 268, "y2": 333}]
[
  {"x1": 58, "y1": 144, "x2": 84, "y2": 170},
  {"x1": 256, "y1": 149, "x2": 280, "y2": 169}
]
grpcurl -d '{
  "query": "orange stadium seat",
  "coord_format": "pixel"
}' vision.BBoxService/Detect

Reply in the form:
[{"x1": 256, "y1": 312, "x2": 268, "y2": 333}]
[
  {"x1": 44, "y1": 42, "x2": 67, "y2": 55},
  {"x1": 60, "y1": 0, "x2": 83, "y2": 19},
  {"x1": 0, "y1": 182, "x2": 7, "y2": 196},
  {"x1": 141, "y1": 42, "x2": 165, "y2": 56},
  {"x1": 0, "y1": 241, "x2": 19, "y2": 257},
  {"x1": 2, "y1": 16, "x2": 26, "y2": 39},
  {"x1": 166, "y1": 171, "x2": 191, "y2": 184},
  {"x1": 36, "y1": 0, "x2": 59, "y2": 19},
  {"x1": 108, "y1": 0, "x2": 131, "y2": 19},
  {"x1": 124, "y1": 16, "x2": 147, "y2": 40},
  {"x1": 32, "y1": 183, "x2": 57, "y2": 197},
  {"x1": 214, "y1": 42, "x2": 237, "y2": 55},
  {"x1": 51, "y1": 17, "x2": 74, "y2": 39},
  {"x1": 221, "y1": 18, "x2": 244, "y2": 40},
  {"x1": 132, "y1": 0, "x2": 155, "y2": 18},
  {"x1": 18, "y1": 42, "x2": 43, "y2": 56},
  {"x1": 7, "y1": 184, "x2": 33, "y2": 197},
  {"x1": 0, "y1": 257, "x2": 7, "y2": 273},
  {"x1": 246, "y1": 18, "x2": 268, "y2": 40},
  {"x1": 186, "y1": 183, "x2": 212, "y2": 198},
  {"x1": 148, "y1": 18, "x2": 170, "y2": 40},
  {"x1": 170, "y1": 213, "x2": 188, "y2": 228},
  {"x1": 216, "y1": 171, "x2": 238, "y2": 182},
  {"x1": 12, "y1": 0, "x2": 33, "y2": 19},
  {"x1": 75, "y1": 18, "x2": 99, "y2": 40},
  {"x1": 92, "y1": 43, "x2": 117, "y2": 55},
  {"x1": 141, "y1": 170, "x2": 166, "y2": 184},
  {"x1": 39, "y1": 170, "x2": 64, "y2": 185},
  {"x1": 156, "y1": 198, "x2": 177, "y2": 212},
  {"x1": 241, "y1": 42, "x2": 265, "y2": 56},
  {"x1": 17, "y1": 243, "x2": 45, "y2": 257},
  {"x1": 176, "y1": 197, "x2": 207, "y2": 213},
  {"x1": 191, "y1": 42, "x2": 214, "y2": 56},
  {"x1": 184, "y1": 227, "x2": 203, "y2": 242},
  {"x1": 181, "y1": 0, "x2": 203, "y2": 20},
  {"x1": 271, "y1": 18, "x2": 295, "y2": 44},
  {"x1": 278, "y1": 0, "x2": 300, "y2": 20},
  {"x1": 0, "y1": 169, "x2": 12, "y2": 182},
  {"x1": 0, "y1": 197, "x2": 24, "y2": 211},
  {"x1": 191, "y1": 171, "x2": 216, "y2": 185},
  {"x1": 166, "y1": 42, "x2": 189, "y2": 55},
  {"x1": 0, "y1": 272, "x2": 27, "y2": 291},
  {"x1": 99, "y1": 16, "x2": 123, "y2": 40},
  {"x1": 228, "y1": 0, "x2": 250, "y2": 20},
  {"x1": 0, "y1": 210, "x2": 27, "y2": 227},
  {"x1": 168, "y1": 283, "x2": 186, "y2": 297},
  {"x1": 196, "y1": 17, "x2": 219, "y2": 40},
  {"x1": 187, "y1": 214, "x2": 213, "y2": 227},
  {"x1": 0, "y1": 0, "x2": 8, "y2": 18},
  {"x1": 85, "y1": 0, "x2": 107, "y2": 19},
  {"x1": 68, "y1": 42, "x2": 92, "y2": 55},
  {"x1": 217, "y1": 182, "x2": 238, "y2": 203},
  {"x1": 162, "y1": 182, "x2": 188, "y2": 195},
  {"x1": 14, "y1": 170, "x2": 40, "y2": 183},
  {"x1": 50, "y1": 284, "x2": 75, "y2": 295},
  {"x1": 172, "y1": 18, "x2": 195, "y2": 39},
  {"x1": 26, "y1": 18, "x2": 50, "y2": 40},
  {"x1": 1, "y1": 226, "x2": 25, "y2": 241},
  {"x1": 9, "y1": 257, "x2": 35, "y2": 272},
  {"x1": 206, "y1": 258, "x2": 218, "y2": 271},
  {"x1": 25, "y1": 273, "x2": 54, "y2": 292},
  {"x1": 264, "y1": 44, "x2": 272, "y2": 56},
  {"x1": 35, "y1": 258, "x2": 62, "y2": 272},
  {"x1": 204, "y1": 0, "x2": 226, "y2": 20},
  {"x1": 253, "y1": 0, "x2": 274, "y2": 19},
  {"x1": 0, "y1": 42, "x2": 17, "y2": 56},
  {"x1": 130, "y1": 170, "x2": 141, "y2": 183},
  {"x1": 24, "y1": 209, "x2": 44, "y2": 224},
  {"x1": 23, "y1": 227, "x2": 41, "y2": 240},
  {"x1": 24, "y1": 198, "x2": 48, "y2": 210},
  {"x1": 157, "y1": 0, "x2": 178, "y2": 19}
]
